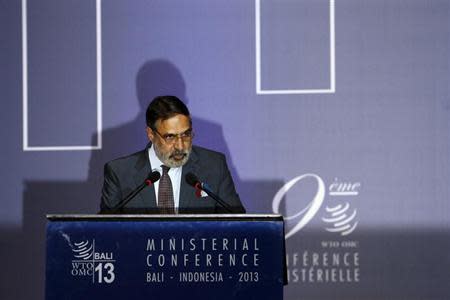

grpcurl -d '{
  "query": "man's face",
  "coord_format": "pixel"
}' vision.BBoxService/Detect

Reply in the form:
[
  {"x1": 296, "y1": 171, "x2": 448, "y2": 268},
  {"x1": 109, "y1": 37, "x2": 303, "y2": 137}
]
[{"x1": 146, "y1": 114, "x2": 193, "y2": 168}]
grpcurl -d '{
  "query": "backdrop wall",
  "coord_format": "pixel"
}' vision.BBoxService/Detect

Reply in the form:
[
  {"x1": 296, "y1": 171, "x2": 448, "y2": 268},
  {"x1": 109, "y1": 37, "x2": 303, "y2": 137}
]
[{"x1": 1, "y1": 0, "x2": 449, "y2": 299}]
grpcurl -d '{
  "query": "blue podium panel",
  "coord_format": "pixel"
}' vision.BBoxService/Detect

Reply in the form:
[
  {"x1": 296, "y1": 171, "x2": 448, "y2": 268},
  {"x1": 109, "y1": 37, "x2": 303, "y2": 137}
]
[{"x1": 46, "y1": 215, "x2": 284, "y2": 300}]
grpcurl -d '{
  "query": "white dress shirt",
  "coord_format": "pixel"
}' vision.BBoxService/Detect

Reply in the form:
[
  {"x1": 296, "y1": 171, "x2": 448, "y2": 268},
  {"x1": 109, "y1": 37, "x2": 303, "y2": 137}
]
[{"x1": 148, "y1": 145, "x2": 183, "y2": 209}]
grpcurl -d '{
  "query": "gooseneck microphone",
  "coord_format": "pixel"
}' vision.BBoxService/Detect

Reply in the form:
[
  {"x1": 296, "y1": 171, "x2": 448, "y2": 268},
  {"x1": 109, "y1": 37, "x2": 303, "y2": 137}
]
[
  {"x1": 185, "y1": 172, "x2": 202, "y2": 190},
  {"x1": 185, "y1": 172, "x2": 234, "y2": 213},
  {"x1": 109, "y1": 171, "x2": 161, "y2": 213}
]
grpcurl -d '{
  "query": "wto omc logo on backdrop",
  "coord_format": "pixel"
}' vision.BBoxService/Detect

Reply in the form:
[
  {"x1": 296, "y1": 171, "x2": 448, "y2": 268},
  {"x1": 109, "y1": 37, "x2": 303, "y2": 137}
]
[{"x1": 272, "y1": 173, "x2": 361, "y2": 239}]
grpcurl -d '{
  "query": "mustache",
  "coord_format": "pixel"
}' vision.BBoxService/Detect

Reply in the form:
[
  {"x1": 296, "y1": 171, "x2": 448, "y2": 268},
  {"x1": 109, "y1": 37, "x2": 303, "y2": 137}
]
[{"x1": 170, "y1": 149, "x2": 187, "y2": 158}]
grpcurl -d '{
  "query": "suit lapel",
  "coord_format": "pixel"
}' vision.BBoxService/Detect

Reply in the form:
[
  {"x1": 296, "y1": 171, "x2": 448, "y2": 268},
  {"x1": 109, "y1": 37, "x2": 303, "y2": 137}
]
[
  {"x1": 179, "y1": 149, "x2": 200, "y2": 212},
  {"x1": 134, "y1": 147, "x2": 157, "y2": 209}
]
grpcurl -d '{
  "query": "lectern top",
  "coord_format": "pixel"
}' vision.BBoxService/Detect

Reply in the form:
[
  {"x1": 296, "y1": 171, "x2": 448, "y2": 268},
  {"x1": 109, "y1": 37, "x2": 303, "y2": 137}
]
[{"x1": 46, "y1": 214, "x2": 284, "y2": 222}]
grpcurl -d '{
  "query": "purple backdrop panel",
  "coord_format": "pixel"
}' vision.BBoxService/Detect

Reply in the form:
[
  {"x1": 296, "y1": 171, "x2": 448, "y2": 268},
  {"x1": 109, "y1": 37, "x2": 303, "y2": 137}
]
[
  {"x1": 27, "y1": 0, "x2": 97, "y2": 146},
  {"x1": 260, "y1": 0, "x2": 330, "y2": 90}
]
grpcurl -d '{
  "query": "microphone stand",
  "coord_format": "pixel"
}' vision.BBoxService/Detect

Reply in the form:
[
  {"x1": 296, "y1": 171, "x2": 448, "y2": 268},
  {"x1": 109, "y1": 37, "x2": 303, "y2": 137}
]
[
  {"x1": 200, "y1": 184, "x2": 234, "y2": 213},
  {"x1": 109, "y1": 180, "x2": 152, "y2": 213}
]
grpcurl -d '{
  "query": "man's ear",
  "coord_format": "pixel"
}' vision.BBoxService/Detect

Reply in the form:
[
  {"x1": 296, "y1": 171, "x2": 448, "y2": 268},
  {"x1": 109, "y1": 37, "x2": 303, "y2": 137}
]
[{"x1": 146, "y1": 127, "x2": 155, "y2": 142}]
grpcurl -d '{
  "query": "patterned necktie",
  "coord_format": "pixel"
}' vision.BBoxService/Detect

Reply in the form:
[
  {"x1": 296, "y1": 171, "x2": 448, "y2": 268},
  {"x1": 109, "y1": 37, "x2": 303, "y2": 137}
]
[{"x1": 158, "y1": 165, "x2": 175, "y2": 214}]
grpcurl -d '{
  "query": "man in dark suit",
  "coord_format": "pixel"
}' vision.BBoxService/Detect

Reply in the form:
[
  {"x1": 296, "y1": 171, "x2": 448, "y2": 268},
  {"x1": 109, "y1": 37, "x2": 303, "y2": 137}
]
[{"x1": 100, "y1": 95, "x2": 245, "y2": 214}]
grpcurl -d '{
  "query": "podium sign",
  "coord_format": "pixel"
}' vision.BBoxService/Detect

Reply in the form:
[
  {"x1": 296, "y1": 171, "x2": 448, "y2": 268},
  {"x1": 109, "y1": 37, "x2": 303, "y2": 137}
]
[{"x1": 46, "y1": 214, "x2": 285, "y2": 300}]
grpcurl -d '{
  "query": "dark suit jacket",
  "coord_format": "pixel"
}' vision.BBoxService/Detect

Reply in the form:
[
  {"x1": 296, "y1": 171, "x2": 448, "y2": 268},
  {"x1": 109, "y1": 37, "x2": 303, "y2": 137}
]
[{"x1": 100, "y1": 145, "x2": 245, "y2": 214}]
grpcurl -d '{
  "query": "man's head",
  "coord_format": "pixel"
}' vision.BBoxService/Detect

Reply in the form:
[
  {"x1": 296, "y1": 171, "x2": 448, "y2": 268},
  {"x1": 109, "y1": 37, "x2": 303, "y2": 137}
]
[{"x1": 146, "y1": 96, "x2": 193, "y2": 168}]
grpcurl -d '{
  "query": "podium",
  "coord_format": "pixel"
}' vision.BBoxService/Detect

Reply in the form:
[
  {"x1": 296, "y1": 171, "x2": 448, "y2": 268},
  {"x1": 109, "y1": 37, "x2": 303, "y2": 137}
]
[{"x1": 46, "y1": 214, "x2": 286, "y2": 300}]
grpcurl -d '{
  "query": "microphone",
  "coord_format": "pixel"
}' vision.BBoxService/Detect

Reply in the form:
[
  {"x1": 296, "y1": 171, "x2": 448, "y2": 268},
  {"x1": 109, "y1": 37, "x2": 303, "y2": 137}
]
[
  {"x1": 109, "y1": 171, "x2": 161, "y2": 213},
  {"x1": 185, "y1": 172, "x2": 234, "y2": 213},
  {"x1": 144, "y1": 170, "x2": 161, "y2": 186},
  {"x1": 185, "y1": 172, "x2": 202, "y2": 190}
]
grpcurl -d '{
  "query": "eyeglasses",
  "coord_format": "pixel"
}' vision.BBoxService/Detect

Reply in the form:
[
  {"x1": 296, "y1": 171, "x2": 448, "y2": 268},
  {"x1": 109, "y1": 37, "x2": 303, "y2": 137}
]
[{"x1": 153, "y1": 128, "x2": 194, "y2": 144}]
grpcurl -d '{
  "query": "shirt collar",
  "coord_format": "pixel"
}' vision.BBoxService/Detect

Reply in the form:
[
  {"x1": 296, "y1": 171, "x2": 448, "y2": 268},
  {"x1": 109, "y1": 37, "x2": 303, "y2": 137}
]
[{"x1": 148, "y1": 144, "x2": 163, "y2": 173}]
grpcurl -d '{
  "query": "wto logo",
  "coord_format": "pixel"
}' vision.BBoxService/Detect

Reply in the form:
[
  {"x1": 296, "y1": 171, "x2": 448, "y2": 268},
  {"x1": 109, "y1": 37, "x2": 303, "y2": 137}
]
[
  {"x1": 272, "y1": 174, "x2": 361, "y2": 239},
  {"x1": 69, "y1": 238, "x2": 116, "y2": 284},
  {"x1": 322, "y1": 202, "x2": 358, "y2": 236},
  {"x1": 72, "y1": 240, "x2": 94, "y2": 260}
]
